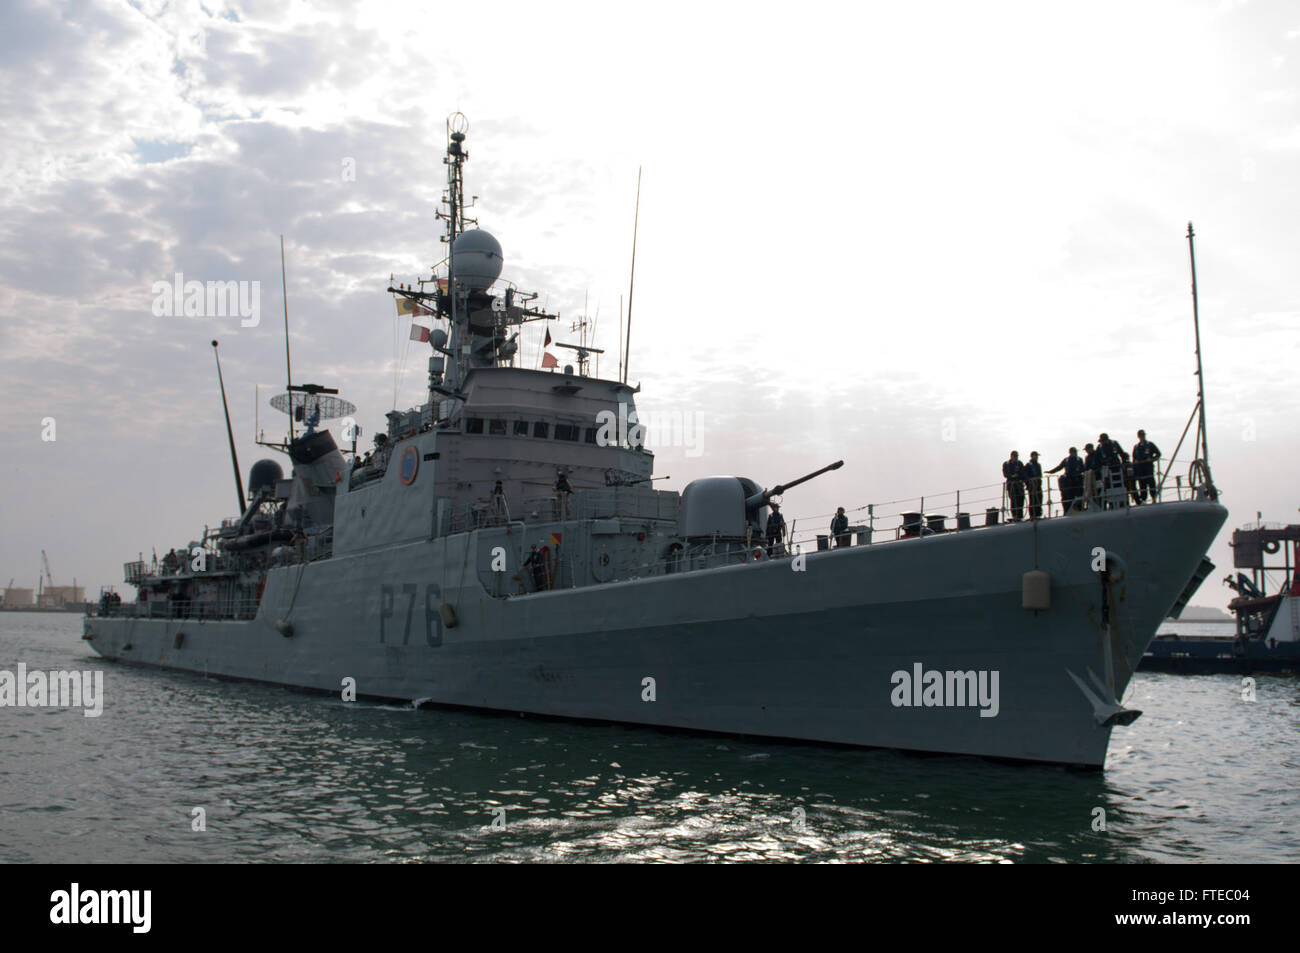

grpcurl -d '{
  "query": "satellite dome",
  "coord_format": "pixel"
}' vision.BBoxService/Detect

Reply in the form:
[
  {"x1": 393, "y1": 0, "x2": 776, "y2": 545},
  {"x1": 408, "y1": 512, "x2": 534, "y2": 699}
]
[
  {"x1": 451, "y1": 229, "x2": 503, "y2": 291},
  {"x1": 249, "y1": 459, "x2": 284, "y2": 495}
]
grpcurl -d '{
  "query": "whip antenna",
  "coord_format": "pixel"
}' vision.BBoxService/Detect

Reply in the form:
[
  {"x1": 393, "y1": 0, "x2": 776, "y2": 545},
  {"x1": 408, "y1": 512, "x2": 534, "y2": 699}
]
[
  {"x1": 623, "y1": 167, "x2": 641, "y2": 384},
  {"x1": 280, "y1": 235, "x2": 294, "y2": 442},
  {"x1": 211, "y1": 340, "x2": 245, "y2": 513}
]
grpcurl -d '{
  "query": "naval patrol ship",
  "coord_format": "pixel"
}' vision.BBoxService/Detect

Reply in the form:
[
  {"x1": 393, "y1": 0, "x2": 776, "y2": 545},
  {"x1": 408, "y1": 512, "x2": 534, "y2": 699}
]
[{"x1": 85, "y1": 115, "x2": 1228, "y2": 768}]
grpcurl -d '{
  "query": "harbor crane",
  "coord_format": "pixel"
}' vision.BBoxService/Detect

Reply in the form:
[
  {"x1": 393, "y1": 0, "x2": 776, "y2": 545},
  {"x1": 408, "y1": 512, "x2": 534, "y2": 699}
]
[{"x1": 39, "y1": 550, "x2": 54, "y2": 597}]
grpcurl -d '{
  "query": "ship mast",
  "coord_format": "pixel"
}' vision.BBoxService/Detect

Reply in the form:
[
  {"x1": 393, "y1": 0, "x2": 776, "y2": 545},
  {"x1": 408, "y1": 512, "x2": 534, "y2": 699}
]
[
  {"x1": 384, "y1": 112, "x2": 558, "y2": 415},
  {"x1": 1187, "y1": 222, "x2": 1217, "y2": 501},
  {"x1": 438, "y1": 112, "x2": 473, "y2": 393}
]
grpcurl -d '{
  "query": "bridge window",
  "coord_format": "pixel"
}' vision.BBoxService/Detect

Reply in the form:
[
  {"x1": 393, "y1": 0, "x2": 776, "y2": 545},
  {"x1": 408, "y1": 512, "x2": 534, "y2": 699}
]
[
  {"x1": 555, "y1": 423, "x2": 579, "y2": 441},
  {"x1": 584, "y1": 427, "x2": 598, "y2": 444},
  {"x1": 489, "y1": 419, "x2": 507, "y2": 435},
  {"x1": 533, "y1": 421, "x2": 549, "y2": 438},
  {"x1": 514, "y1": 420, "x2": 529, "y2": 436},
  {"x1": 465, "y1": 417, "x2": 484, "y2": 434}
]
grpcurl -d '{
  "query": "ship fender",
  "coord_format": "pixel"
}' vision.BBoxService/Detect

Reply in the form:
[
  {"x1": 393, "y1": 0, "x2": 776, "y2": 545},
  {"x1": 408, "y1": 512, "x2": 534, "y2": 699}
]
[{"x1": 1022, "y1": 570, "x2": 1051, "y2": 611}]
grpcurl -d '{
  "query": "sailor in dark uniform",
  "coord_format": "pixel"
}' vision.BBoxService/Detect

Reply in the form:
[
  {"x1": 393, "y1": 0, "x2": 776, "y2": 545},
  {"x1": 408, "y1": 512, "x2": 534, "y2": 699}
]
[
  {"x1": 1082, "y1": 443, "x2": 1100, "y2": 509},
  {"x1": 1096, "y1": 432, "x2": 1128, "y2": 508},
  {"x1": 1002, "y1": 451, "x2": 1025, "y2": 521},
  {"x1": 1023, "y1": 451, "x2": 1044, "y2": 520},
  {"x1": 831, "y1": 506, "x2": 850, "y2": 547},
  {"x1": 766, "y1": 502, "x2": 787, "y2": 556},
  {"x1": 555, "y1": 470, "x2": 573, "y2": 518},
  {"x1": 1132, "y1": 429, "x2": 1162, "y2": 503},
  {"x1": 1047, "y1": 447, "x2": 1085, "y2": 515},
  {"x1": 523, "y1": 544, "x2": 546, "y2": 591}
]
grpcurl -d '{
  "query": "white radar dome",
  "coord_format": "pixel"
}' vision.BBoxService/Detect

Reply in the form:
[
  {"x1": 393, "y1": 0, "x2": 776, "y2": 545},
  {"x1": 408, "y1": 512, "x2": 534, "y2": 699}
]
[{"x1": 452, "y1": 229, "x2": 503, "y2": 291}]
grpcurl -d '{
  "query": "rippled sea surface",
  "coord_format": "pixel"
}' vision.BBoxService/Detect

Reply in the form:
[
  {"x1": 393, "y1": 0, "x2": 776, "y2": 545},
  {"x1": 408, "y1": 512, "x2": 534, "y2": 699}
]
[{"x1": 1, "y1": 612, "x2": 1296, "y2": 863}]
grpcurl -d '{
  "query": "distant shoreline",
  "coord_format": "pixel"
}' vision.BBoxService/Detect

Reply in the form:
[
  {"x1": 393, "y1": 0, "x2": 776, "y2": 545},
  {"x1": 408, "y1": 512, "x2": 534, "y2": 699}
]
[{"x1": 1170, "y1": 607, "x2": 1233, "y2": 622}]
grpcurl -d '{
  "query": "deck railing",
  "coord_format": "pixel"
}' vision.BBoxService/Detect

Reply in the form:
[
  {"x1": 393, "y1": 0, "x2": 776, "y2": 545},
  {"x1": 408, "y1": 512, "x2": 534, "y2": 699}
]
[
  {"x1": 92, "y1": 596, "x2": 262, "y2": 621},
  {"x1": 780, "y1": 459, "x2": 1211, "y2": 555}
]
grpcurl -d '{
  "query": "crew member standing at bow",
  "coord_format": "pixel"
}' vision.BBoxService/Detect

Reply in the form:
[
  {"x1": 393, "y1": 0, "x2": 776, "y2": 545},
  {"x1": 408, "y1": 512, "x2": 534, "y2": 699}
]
[
  {"x1": 1097, "y1": 432, "x2": 1128, "y2": 508},
  {"x1": 1002, "y1": 451, "x2": 1025, "y2": 521},
  {"x1": 1132, "y1": 429, "x2": 1162, "y2": 503},
  {"x1": 1047, "y1": 447, "x2": 1085, "y2": 515},
  {"x1": 1023, "y1": 451, "x2": 1044, "y2": 520},
  {"x1": 1082, "y1": 442, "x2": 1100, "y2": 509}
]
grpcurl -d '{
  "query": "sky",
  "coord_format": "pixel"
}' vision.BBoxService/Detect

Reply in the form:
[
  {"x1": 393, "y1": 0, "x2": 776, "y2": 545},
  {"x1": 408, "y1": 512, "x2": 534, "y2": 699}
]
[{"x1": 0, "y1": 0, "x2": 1296, "y2": 606}]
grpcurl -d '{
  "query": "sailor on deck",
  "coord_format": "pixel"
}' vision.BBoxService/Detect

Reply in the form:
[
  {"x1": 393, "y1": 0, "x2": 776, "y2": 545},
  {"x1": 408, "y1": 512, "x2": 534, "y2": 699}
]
[
  {"x1": 555, "y1": 471, "x2": 573, "y2": 519},
  {"x1": 491, "y1": 480, "x2": 508, "y2": 520},
  {"x1": 1097, "y1": 432, "x2": 1128, "y2": 509},
  {"x1": 1002, "y1": 451, "x2": 1025, "y2": 521},
  {"x1": 1132, "y1": 429, "x2": 1162, "y2": 503},
  {"x1": 523, "y1": 544, "x2": 547, "y2": 591},
  {"x1": 1048, "y1": 447, "x2": 1085, "y2": 515},
  {"x1": 1082, "y1": 443, "x2": 1100, "y2": 509},
  {"x1": 766, "y1": 503, "x2": 787, "y2": 556},
  {"x1": 831, "y1": 507, "x2": 850, "y2": 547},
  {"x1": 1024, "y1": 451, "x2": 1044, "y2": 520}
]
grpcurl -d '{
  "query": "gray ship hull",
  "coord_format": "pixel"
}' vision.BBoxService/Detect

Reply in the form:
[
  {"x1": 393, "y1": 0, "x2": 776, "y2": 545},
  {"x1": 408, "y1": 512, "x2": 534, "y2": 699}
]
[{"x1": 84, "y1": 501, "x2": 1226, "y2": 767}]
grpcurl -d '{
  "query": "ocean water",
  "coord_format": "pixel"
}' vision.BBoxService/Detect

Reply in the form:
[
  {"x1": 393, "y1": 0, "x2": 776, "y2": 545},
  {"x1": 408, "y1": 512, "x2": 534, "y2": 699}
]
[{"x1": 1, "y1": 611, "x2": 1295, "y2": 864}]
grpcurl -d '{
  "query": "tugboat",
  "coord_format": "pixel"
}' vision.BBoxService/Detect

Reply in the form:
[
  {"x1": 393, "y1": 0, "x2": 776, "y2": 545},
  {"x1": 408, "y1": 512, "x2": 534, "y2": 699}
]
[
  {"x1": 1142, "y1": 519, "x2": 1300, "y2": 673},
  {"x1": 84, "y1": 114, "x2": 1228, "y2": 767}
]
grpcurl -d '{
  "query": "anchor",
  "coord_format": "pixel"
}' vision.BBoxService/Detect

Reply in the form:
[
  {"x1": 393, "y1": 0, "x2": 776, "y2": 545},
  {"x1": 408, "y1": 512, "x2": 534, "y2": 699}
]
[{"x1": 1069, "y1": 551, "x2": 1142, "y2": 727}]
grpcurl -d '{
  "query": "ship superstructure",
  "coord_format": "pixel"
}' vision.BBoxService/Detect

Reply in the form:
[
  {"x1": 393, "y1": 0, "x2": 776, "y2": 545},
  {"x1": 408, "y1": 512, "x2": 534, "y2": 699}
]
[{"x1": 85, "y1": 116, "x2": 1229, "y2": 767}]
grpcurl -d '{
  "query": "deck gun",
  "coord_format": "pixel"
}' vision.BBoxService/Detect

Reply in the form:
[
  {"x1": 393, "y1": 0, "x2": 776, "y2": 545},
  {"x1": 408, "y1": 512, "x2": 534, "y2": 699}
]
[{"x1": 745, "y1": 460, "x2": 844, "y2": 510}]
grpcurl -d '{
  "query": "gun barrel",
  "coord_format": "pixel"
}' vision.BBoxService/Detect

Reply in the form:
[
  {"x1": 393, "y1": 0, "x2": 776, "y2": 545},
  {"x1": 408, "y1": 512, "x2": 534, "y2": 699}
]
[{"x1": 745, "y1": 460, "x2": 844, "y2": 509}]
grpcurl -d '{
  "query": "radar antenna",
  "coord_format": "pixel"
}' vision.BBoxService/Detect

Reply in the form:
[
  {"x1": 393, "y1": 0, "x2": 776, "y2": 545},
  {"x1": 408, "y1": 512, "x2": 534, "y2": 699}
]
[
  {"x1": 555, "y1": 341, "x2": 604, "y2": 377},
  {"x1": 270, "y1": 384, "x2": 357, "y2": 435}
]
